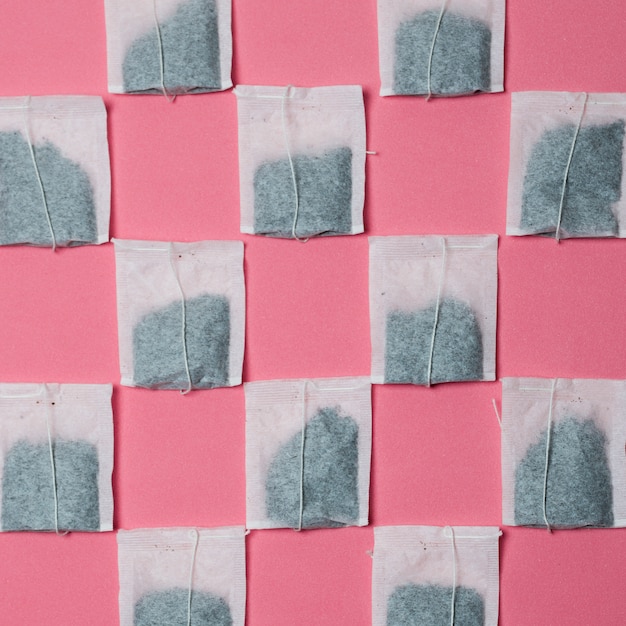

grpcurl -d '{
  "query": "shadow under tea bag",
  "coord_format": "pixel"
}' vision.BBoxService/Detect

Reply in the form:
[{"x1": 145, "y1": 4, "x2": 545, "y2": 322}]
[
  {"x1": 235, "y1": 85, "x2": 366, "y2": 239},
  {"x1": 507, "y1": 92, "x2": 626, "y2": 239},
  {"x1": 377, "y1": 0, "x2": 505, "y2": 97},
  {"x1": 114, "y1": 239, "x2": 245, "y2": 391},
  {"x1": 501, "y1": 377, "x2": 626, "y2": 530},
  {"x1": 373, "y1": 526, "x2": 501, "y2": 626},
  {"x1": 245, "y1": 377, "x2": 371, "y2": 530},
  {"x1": 0, "y1": 383, "x2": 113, "y2": 533},
  {"x1": 0, "y1": 96, "x2": 110, "y2": 247},
  {"x1": 105, "y1": 0, "x2": 232, "y2": 95},
  {"x1": 118, "y1": 527, "x2": 246, "y2": 626},
  {"x1": 369, "y1": 235, "x2": 497, "y2": 386}
]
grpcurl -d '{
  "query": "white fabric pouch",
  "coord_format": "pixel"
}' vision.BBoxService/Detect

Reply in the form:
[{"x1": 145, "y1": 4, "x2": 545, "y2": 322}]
[
  {"x1": 105, "y1": 0, "x2": 232, "y2": 95},
  {"x1": 245, "y1": 377, "x2": 371, "y2": 530},
  {"x1": 234, "y1": 85, "x2": 366, "y2": 239},
  {"x1": 501, "y1": 377, "x2": 626, "y2": 529},
  {"x1": 373, "y1": 525, "x2": 501, "y2": 626},
  {"x1": 113, "y1": 239, "x2": 245, "y2": 391},
  {"x1": 377, "y1": 0, "x2": 505, "y2": 97},
  {"x1": 0, "y1": 383, "x2": 113, "y2": 533},
  {"x1": 369, "y1": 235, "x2": 498, "y2": 386},
  {"x1": 507, "y1": 91, "x2": 626, "y2": 239},
  {"x1": 0, "y1": 95, "x2": 110, "y2": 247},
  {"x1": 118, "y1": 526, "x2": 246, "y2": 626}
]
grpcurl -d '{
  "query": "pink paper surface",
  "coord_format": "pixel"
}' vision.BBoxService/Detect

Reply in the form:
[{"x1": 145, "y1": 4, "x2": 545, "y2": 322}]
[{"x1": 0, "y1": 0, "x2": 625, "y2": 624}]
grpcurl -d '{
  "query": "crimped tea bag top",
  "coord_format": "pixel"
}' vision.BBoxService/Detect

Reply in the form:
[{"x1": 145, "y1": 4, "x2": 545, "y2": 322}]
[
  {"x1": 377, "y1": 0, "x2": 505, "y2": 97},
  {"x1": 373, "y1": 526, "x2": 501, "y2": 626},
  {"x1": 245, "y1": 377, "x2": 371, "y2": 530},
  {"x1": 0, "y1": 96, "x2": 110, "y2": 247},
  {"x1": 0, "y1": 383, "x2": 114, "y2": 533},
  {"x1": 105, "y1": 0, "x2": 232, "y2": 95},
  {"x1": 235, "y1": 85, "x2": 366, "y2": 239},
  {"x1": 113, "y1": 239, "x2": 245, "y2": 391},
  {"x1": 501, "y1": 378, "x2": 626, "y2": 529},
  {"x1": 507, "y1": 92, "x2": 626, "y2": 239},
  {"x1": 369, "y1": 235, "x2": 497, "y2": 386},
  {"x1": 117, "y1": 527, "x2": 246, "y2": 626}
]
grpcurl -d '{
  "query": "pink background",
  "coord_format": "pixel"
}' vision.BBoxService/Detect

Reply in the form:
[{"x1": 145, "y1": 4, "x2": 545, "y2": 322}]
[{"x1": 0, "y1": 0, "x2": 625, "y2": 624}]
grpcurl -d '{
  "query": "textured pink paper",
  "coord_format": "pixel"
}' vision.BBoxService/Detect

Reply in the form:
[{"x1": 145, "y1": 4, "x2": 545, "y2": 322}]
[{"x1": 0, "y1": 1, "x2": 625, "y2": 625}]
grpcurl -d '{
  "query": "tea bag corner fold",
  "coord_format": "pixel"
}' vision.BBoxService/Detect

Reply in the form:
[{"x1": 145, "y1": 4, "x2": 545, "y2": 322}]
[
  {"x1": 377, "y1": 0, "x2": 505, "y2": 97},
  {"x1": 507, "y1": 91, "x2": 626, "y2": 239},
  {"x1": 0, "y1": 95, "x2": 110, "y2": 248},
  {"x1": 105, "y1": 0, "x2": 232, "y2": 95},
  {"x1": 113, "y1": 239, "x2": 245, "y2": 391},
  {"x1": 235, "y1": 85, "x2": 366, "y2": 239},
  {"x1": 0, "y1": 383, "x2": 114, "y2": 533}
]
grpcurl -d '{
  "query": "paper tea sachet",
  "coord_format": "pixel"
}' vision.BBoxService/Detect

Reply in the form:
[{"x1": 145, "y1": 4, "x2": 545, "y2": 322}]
[
  {"x1": 118, "y1": 527, "x2": 246, "y2": 626},
  {"x1": 369, "y1": 235, "x2": 497, "y2": 386},
  {"x1": 114, "y1": 239, "x2": 245, "y2": 391},
  {"x1": 507, "y1": 92, "x2": 626, "y2": 239},
  {"x1": 373, "y1": 526, "x2": 501, "y2": 626},
  {"x1": 105, "y1": 0, "x2": 232, "y2": 95},
  {"x1": 245, "y1": 377, "x2": 371, "y2": 530},
  {"x1": 235, "y1": 85, "x2": 366, "y2": 239},
  {"x1": 501, "y1": 377, "x2": 626, "y2": 530},
  {"x1": 377, "y1": 0, "x2": 505, "y2": 97},
  {"x1": 0, "y1": 383, "x2": 113, "y2": 533},
  {"x1": 0, "y1": 96, "x2": 110, "y2": 247}
]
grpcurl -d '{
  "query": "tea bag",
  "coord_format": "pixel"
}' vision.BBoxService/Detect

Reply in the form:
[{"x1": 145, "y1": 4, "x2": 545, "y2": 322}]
[
  {"x1": 245, "y1": 377, "x2": 371, "y2": 530},
  {"x1": 0, "y1": 96, "x2": 110, "y2": 247},
  {"x1": 0, "y1": 383, "x2": 113, "y2": 533},
  {"x1": 501, "y1": 378, "x2": 626, "y2": 529},
  {"x1": 117, "y1": 526, "x2": 246, "y2": 626},
  {"x1": 369, "y1": 235, "x2": 497, "y2": 386},
  {"x1": 105, "y1": 0, "x2": 232, "y2": 95},
  {"x1": 235, "y1": 85, "x2": 366, "y2": 239},
  {"x1": 373, "y1": 526, "x2": 501, "y2": 626},
  {"x1": 113, "y1": 239, "x2": 245, "y2": 391},
  {"x1": 377, "y1": 0, "x2": 505, "y2": 97},
  {"x1": 507, "y1": 92, "x2": 626, "y2": 238}
]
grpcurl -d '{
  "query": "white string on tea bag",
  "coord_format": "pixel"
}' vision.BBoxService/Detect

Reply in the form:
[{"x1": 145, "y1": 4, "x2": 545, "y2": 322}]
[
  {"x1": 443, "y1": 525, "x2": 457, "y2": 625},
  {"x1": 541, "y1": 378, "x2": 558, "y2": 532},
  {"x1": 426, "y1": 237, "x2": 448, "y2": 386},
  {"x1": 295, "y1": 380, "x2": 307, "y2": 531},
  {"x1": 186, "y1": 528, "x2": 200, "y2": 626},
  {"x1": 426, "y1": 0, "x2": 447, "y2": 100}
]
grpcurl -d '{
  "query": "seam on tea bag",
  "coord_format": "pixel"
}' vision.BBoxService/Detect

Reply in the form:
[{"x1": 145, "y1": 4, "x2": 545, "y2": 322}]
[
  {"x1": 443, "y1": 526, "x2": 457, "y2": 625},
  {"x1": 296, "y1": 380, "x2": 308, "y2": 531},
  {"x1": 426, "y1": 237, "x2": 447, "y2": 386},
  {"x1": 280, "y1": 85, "x2": 308, "y2": 243},
  {"x1": 542, "y1": 378, "x2": 558, "y2": 532},
  {"x1": 151, "y1": 0, "x2": 175, "y2": 102},
  {"x1": 426, "y1": 0, "x2": 447, "y2": 100},
  {"x1": 168, "y1": 243, "x2": 193, "y2": 394},
  {"x1": 23, "y1": 97, "x2": 57, "y2": 251},
  {"x1": 186, "y1": 528, "x2": 200, "y2": 626},
  {"x1": 555, "y1": 92, "x2": 588, "y2": 242}
]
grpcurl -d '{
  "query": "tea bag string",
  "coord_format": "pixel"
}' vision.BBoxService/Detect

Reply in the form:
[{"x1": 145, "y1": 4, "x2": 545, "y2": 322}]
[
  {"x1": 444, "y1": 526, "x2": 457, "y2": 625},
  {"x1": 280, "y1": 85, "x2": 308, "y2": 243},
  {"x1": 555, "y1": 92, "x2": 588, "y2": 242},
  {"x1": 426, "y1": 0, "x2": 447, "y2": 100},
  {"x1": 43, "y1": 389, "x2": 66, "y2": 535},
  {"x1": 168, "y1": 243, "x2": 193, "y2": 394},
  {"x1": 22, "y1": 96, "x2": 57, "y2": 251},
  {"x1": 186, "y1": 528, "x2": 200, "y2": 626},
  {"x1": 151, "y1": 0, "x2": 175, "y2": 101},
  {"x1": 542, "y1": 378, "x2": 558, "y2": 532},
  {"x1": 296, "y1": 380, "x2": 308, "y2": 531},
  {"x1": 426, "y1": 237, "x2": 447, "y2": 387}
]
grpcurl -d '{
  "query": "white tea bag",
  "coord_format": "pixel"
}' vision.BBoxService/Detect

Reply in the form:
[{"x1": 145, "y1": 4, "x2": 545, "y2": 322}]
[
  {"x1": 0, "y1": 383, "x2": 113, "y2": 533},
  {"x1": 501, "y1": 377, "x2": 626, "y2": 529},
  {"x1": 0, "y1": 96, "x2": 110, "y2": 247},
  {"x1": 245, "y1": 377, "x2": 371, "y2": 530},
  {"x1": 507, "y1": 92, "x2": 626, "y2": 239},
  {"x1": 235, "y1": 85, "x2": 366, "y2": 239},
  {"x1": 377, "y1": 0, "x2": 505, "y2": 97},
  {"x1": 118, "y1": 526, "x2": 246, "y2": 626},
  {"x1": 369, "y1": 235, "x2": 497, "y2": 386},
  {"x1": 373, "y1": 526, "x2": 501, "y2": 626},
  {"x1": 114, "y1": 239, "x2": 245, "y2": 391},
  {"x1": 105, "y1": 0, "x2": 232, "y2": 95}
]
